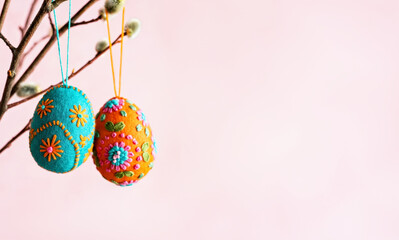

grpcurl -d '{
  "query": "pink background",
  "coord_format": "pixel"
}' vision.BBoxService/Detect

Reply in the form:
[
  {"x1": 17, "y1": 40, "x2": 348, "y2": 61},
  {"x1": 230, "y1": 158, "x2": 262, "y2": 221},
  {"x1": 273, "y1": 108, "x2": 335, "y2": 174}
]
[{"x1": 1, "y1": 0, "x2": 399, "y2": 239}]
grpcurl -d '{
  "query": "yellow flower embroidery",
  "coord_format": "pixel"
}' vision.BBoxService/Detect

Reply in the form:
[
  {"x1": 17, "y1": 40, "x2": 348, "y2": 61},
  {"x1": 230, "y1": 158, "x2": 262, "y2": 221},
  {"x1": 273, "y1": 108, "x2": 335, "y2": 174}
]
[
  {"x1": 83, "y1": 144, "x2": 93, "y2": 163},
  {"x1": 40, "y1": 135, "x2": 63, "y2": 162},
  {"x1": 37, "y1": 99, "x2": 54, "y2": 118},
  {"x1": 79, "y1": 135, "x2": 90, "y2": 147},
  {"x1": 69, "y1": 105, "x2": 89, "y2": 127}
]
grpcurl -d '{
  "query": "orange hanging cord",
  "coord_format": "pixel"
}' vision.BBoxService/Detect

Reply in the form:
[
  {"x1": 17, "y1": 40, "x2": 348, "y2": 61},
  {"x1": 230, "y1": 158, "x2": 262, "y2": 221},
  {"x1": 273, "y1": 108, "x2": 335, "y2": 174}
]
[{"x1": 105, "y1": 7, "x2": 125, "y2": 97}]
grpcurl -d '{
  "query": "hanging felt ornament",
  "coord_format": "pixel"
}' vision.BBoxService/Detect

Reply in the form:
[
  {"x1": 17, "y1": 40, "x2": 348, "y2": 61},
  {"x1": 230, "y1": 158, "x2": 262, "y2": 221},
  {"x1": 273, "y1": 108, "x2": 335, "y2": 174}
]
[
  {"x1": 29, "y1": 0, "x2": 95, "y2": 173},
  {"x1": 93, "y1": 8, "x2": 157, "y2": 187}
]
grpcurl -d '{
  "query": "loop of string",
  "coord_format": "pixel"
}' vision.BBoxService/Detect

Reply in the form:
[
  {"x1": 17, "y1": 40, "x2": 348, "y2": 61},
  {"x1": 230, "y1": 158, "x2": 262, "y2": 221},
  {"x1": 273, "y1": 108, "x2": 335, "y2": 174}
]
[
  {"x1": 105, "y1": 7, "x2": 125, "y2": 97},
  {"x1": 52, "y1": 0, "x2": 72, "y2": 86}
]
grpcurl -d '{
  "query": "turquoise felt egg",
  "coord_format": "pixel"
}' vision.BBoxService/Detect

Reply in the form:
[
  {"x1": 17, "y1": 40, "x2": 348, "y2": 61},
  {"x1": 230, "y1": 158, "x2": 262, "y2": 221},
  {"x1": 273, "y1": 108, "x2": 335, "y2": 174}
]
[{"x1": 29, "y1": 85, "x2": 95, "y2": 173}]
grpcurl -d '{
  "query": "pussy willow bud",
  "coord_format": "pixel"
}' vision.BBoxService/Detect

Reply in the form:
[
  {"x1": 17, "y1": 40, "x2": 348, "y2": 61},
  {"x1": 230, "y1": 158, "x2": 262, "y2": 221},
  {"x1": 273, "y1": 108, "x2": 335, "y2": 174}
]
[
  {"x1": 125, "y1": 19, "x2": 141, "y2": 38},
  {"x1": 104, "y1": 0, "x2": 125, "y2": 14},
  {"x1": 17, "y1": 82, "x2": 41, "y2": 98},
  {"x1": 95, "y1": 39, "x2": 109, "y2": 52},
  {"x1": 99, "y1": 8, "x2": 106, "y2": 20}
]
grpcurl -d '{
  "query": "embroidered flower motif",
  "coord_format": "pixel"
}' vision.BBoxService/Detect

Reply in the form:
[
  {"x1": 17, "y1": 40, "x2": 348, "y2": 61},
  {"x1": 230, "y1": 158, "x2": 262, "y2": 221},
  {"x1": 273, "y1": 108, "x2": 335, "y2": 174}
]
[
  {"x1": 79, "y1": 135, "x2": 90, "y2": 147},
  {"x1": 102, "y1": 142, "x2": 133, "y2": 172},
  {"x1": 69, "y1": 105, "x2": 89, "y2": 127},
  {"x1": 137, "y1": 110, "x2": 148, "y2": 126},
  {"x1": 39, "y1": 135, "x2": 63, "y2": 162},
  {"x1": 36, "y1": 99, "x2": 54, "y2": 118},
  {"x1": 103, "y1": 99, "x2": 124, "y2": 113}
]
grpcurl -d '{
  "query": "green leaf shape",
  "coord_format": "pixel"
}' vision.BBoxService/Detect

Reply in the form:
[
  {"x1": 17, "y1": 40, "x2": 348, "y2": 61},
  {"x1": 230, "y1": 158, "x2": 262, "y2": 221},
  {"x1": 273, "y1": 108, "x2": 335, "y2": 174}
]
[
  {"x1": 95, "y1": 112, "x2": 100, "y2": 119},
  {"x1": 124, "y1": 171, "x2": 134, "y2": 177},
  {"x1": 149, "y1": 162, "x2": 154, "y2": 168},
  {"x1": 120, "y1": 110, "x2": 127, "y2": 117},
  {"x1": 114, "y1": 122, "x2": 125, "y2": 132},
  {"x1": 136, "y1": 124, "x2": 142, "y2": 132},
  {"x1": 143, "y1": 152, "x2": 150, "y2": 162},
  {"x1": 138, "y1": 173, "x2": 144, "y2": 179},
  {"x1": 100, "y1": 114, "x2": 106, "y2": 121},
  {"x1": 105, "y1": 121, "x2": 114, "y2": 131},
  {"x1": 142, "y1": 142, "x2": 150, "y2": 152},
  {"x1": 111, "y1": 180, "x2": 119, "y2": 185},
  {"x1": 127, "y1": 100, "x2": 133, "y2": 104},
  {"x1": 93, "y1": 152, "x2": 100, "y2": 168},
  {"x1": 129, "y1": 105, "x2": 137, "y2": 111},
  {"x1": 95, "y1": 131, "x2": 100, "y2": 138},
  {"x1": 115, "y1": 172, "x2": 124, "y2": 179}
]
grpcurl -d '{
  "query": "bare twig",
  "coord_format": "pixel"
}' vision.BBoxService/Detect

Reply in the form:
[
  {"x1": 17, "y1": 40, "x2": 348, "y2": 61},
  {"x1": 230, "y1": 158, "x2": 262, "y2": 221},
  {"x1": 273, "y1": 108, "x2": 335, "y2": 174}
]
[
  {"x1": 48, "y1": 0, "x2": 68, "y2": 12},
  {"x1": 0, "y1": 0, "x2": 54, "y2": 122},
  {"x1": 0, "y1": 0, "x2": 11, "y2": 32},
  {"x1": 20, "y1": 0, "x2": 40, "y2": 38},
  {"x1": 22, "y1": 35, "x2": 50, "y2": 61},
  {"x1": 0, "y1": 118, "x2": 32, "y2": 154},
  {"x1": 17, "y1": 0, "x2": 42, "y2": 69},
  {"x1": 0, "y1": 32, "x2": 15, "y2": 52},
  {"x1": 71, "y1": 15, "x2": 102, "y2": 27},
  {"x1": 48, "y1": 13, "x2": 55, "y2": 33},
  {"x1": 10, "y1": 0, "x2": 100, "y2": 98},
  {"x1": 8, "y1": 34, "x2": 123, "y2": 109}
]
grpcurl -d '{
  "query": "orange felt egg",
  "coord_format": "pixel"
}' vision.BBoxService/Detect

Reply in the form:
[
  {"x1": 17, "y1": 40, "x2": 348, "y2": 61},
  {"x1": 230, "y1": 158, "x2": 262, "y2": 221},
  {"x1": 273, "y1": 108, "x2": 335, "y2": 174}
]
[{"x1": 92, "y1": 97, "x2": 156, "y2": 186}]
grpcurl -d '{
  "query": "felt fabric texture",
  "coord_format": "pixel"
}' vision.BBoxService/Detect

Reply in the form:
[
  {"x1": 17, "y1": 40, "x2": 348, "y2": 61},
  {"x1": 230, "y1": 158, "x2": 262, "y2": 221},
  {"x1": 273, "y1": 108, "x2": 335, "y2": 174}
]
[
  {"x1": 29, "y1": 85, "x2": 95, "y2": 173},
  {"x1": 93, "y1": 97, "x2": 156, "y2": 187}
]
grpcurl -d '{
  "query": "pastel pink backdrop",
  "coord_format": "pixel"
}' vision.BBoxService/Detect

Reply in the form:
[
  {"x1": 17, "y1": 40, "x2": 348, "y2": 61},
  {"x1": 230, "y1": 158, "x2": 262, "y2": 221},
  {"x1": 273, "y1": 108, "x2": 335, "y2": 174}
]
[{"x1": 1, "y1": 0, "x2": 399, "y2": 239}]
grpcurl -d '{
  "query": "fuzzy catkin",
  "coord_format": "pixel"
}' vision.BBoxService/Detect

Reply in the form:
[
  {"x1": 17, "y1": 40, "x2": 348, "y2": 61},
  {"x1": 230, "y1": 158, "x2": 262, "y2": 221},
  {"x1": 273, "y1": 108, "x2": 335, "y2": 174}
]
[
  {"x1": 17, "y1": 82, "x2": 41, "y2": 97},
  {"x1": 125, "y1": 19, "x2": 141, "y2": 38},
  {"x1": 104, "y1": 0, "x2": 125, "y2": 14},
  {"x1": 95, "y1": 39, "x2": 109, "y2": 52}
]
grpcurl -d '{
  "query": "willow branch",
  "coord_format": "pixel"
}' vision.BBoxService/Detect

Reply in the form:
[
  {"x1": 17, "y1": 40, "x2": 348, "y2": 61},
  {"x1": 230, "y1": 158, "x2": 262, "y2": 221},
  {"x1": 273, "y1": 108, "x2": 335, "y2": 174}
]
[
  {"x1": 22, "y1": 35, "x2": 50, "y2": 61},
  {"x1": 48, "y1": 0, "x2": 68, "y2": 12},
  {"x1": 0, "y1": 0, "x2": 11, "y2": 32},
  {"x1": 71, "y1": 15, "x2": 102, "y2": 27},
  {"x1": 0, "y1": 118, "x2": 32, "y2": 154},
  {"x1": 20, "y1": 0, "x2": 40, "y2": 38},
  {"x1": 0, "y1": 0, "x2": 53, "y2": 122},
  {"x1": 48, "y1": 13, "x2": 55, "y2": 33},
  {"x1": 0, "y1": 32, "x2": 15, "y2": 52},
  {"x1": 10, "y1": 0, "x2": 100, "y2": 98},
  {"x1": 8, "y1": 34, "x2": 123, "y2": 109}
]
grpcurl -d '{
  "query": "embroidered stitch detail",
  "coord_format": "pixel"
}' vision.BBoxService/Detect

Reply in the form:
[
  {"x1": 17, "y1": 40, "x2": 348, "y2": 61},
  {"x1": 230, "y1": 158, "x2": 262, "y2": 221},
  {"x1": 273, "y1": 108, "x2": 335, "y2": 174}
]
[
  {"x1": 40, "y1": 135, "x2": 63, "y2": 162},
  {"x1": 37, "y1": 99, "x2": 54, "y2": 118},
  {"x1": 69, "y1": 105, "x2": 89, "y2": 127}
]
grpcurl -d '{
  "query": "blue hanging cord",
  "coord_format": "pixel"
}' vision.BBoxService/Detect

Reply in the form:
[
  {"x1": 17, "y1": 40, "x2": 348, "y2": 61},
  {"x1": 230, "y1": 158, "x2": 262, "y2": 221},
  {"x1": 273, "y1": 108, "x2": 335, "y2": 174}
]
[{"x1": 52, "y1": 0, "x2": 72, "y2": 86}]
